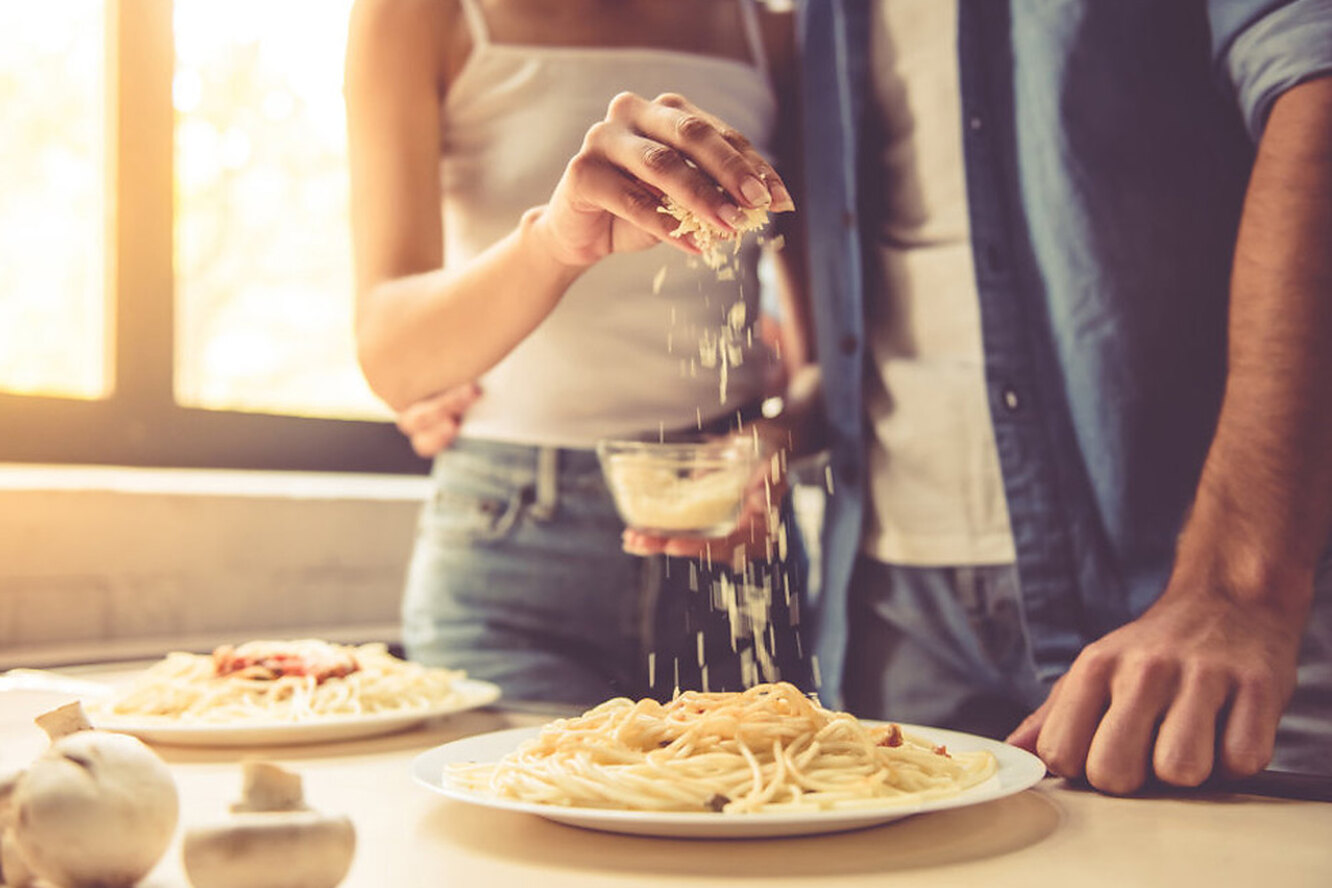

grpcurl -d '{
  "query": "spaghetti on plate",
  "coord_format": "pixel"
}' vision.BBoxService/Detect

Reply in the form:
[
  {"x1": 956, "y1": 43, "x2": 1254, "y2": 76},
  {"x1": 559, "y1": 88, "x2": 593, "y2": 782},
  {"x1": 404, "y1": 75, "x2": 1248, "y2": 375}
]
[
  {"x1": 95, "y1": 640, "x2": 466, "y2": 724},
  {"x1": 448, "y1": 682, "x2": 996, "y2": 814}
]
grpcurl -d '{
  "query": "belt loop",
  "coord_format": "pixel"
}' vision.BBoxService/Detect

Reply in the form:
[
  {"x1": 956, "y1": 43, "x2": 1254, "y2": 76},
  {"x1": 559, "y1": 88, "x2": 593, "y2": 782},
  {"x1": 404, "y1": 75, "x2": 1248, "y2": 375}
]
[{"x1": 530, "y1": 446, "x2": 559, "y2": 521}]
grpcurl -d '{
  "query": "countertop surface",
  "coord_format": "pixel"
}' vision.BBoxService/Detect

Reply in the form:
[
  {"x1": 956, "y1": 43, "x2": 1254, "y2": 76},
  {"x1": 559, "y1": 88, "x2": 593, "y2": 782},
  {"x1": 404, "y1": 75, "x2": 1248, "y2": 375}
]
[{"x1": 2, "y1": 665, "x2": 1330, "y2": 888}]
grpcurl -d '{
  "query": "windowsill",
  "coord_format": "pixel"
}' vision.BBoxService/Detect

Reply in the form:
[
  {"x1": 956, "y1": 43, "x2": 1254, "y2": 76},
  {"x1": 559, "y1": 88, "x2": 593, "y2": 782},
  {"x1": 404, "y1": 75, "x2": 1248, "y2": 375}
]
[
  {"x1": 0, "y1": 463, "x2": 432, "y2": 501},
  {"x1": 0, "y1": 464, "x2": 425, "y2": 667}
]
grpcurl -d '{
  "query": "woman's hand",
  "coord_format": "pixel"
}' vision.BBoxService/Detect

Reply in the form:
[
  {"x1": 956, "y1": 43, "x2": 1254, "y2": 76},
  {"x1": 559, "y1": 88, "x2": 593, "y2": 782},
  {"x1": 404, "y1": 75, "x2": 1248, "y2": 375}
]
[
  {"x1": 622, "y1": 458, "x2": 789, "y2": 564},
  {"x1": 622, "y1": 422, "x2": 793, "y2": 565},
  {"x1": 531, "y1": 92, "x2": 795, "y2": 267},
  {"x1": 622, "y1": 368, "x2": 825, "y2": 564},
  {"x1": 395, "y1": 383, "x2": 482, "y2": 459}
]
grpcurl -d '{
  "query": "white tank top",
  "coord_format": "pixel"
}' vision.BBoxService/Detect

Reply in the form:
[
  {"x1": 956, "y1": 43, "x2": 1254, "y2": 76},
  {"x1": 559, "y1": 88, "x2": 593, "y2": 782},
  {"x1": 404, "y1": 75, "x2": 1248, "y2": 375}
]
[{"x1": 442, "y1": 0, "x2": 779, "y2": 448}]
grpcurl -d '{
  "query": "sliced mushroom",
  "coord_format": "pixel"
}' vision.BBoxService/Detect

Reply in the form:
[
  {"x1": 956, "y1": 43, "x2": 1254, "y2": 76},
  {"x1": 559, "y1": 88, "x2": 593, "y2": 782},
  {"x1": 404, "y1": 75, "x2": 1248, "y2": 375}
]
[{"x1": 183, "y1": 761, "x2": 355, "y2": 888}]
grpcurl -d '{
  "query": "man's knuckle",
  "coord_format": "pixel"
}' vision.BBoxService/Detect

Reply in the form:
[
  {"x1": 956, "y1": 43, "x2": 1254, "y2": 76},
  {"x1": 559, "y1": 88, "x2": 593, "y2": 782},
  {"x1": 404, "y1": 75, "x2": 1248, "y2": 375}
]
[
  {"x1": 1130, "y1": 652, "x2": 1178, "y2": 685},
  {"x1": 1036, "y1": 740, "x2": 1081, "y2": 779},
  {"x1": 1181, "y1": 656, "x2": 1227, "y2": 687},
  {"x1": 1239, "y1": 666, "x2": 1279, "y2": 696},
  {"x1": 1154, "y1": 750, "x2": 1210, "y2": 787},
  {"x1": 1223, "y1": 744, "x2": 1269, "y2": 777},
  {"x1": 1085, "y1": 760, "x2": 1139, "y2": 796},
  {"x1": 654, "y1": 92, "x2": 687, "y2": 109},
  {"x1": 1072, "y1": 646, "x2": 1115, "y2": 684}
]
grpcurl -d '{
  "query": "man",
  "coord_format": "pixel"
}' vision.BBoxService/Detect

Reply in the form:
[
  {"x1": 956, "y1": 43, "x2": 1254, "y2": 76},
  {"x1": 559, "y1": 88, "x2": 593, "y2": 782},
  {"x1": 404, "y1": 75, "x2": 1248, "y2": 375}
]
[{"x1": 800, "y1": 0, "x2": 1332, "y2": 794}]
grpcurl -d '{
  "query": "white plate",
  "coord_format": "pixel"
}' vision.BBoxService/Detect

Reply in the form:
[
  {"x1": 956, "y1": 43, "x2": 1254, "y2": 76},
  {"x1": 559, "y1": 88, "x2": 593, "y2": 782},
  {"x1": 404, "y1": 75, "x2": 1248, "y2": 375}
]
[
  {"x1": 89, "y1": 678, "x2": 501, "y2": 747},
  {"x1": 411, "y1": 722, "x2": 1047, "y2": 839}
]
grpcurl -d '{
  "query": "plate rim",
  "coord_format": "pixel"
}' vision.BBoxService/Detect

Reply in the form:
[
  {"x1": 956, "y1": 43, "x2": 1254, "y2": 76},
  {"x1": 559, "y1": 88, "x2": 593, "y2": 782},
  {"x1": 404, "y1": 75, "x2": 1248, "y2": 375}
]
[
  {"x1": 87, "y1": 676, "x2": 502, "y2": 743},
  {"x1": 411, "y1": 720, "x2": 1047, "y2": 835}
]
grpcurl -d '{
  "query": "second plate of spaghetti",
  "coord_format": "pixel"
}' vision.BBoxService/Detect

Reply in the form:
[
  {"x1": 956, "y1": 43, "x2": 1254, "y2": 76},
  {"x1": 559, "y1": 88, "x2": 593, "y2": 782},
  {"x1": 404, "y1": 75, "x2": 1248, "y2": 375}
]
[
  {"x1": 412, "y1": 683, "x2": 1046, "y2": 838},
  {"x1": 85, "y1": 640, "x2": 501, "y2": 747}
]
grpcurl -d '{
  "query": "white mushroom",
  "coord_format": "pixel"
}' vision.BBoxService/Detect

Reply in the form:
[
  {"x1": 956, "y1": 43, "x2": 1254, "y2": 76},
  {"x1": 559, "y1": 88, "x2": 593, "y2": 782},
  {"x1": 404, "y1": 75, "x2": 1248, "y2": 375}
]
[
  {"x1": 183, "y1": 761, "x2": 355, "y2": 888},
  {"x1": 0, "y1": 768, "x2": 35, "y2": 888},
  {"x1": 11, "y1": 701, "x2": 179, "y2": 888}
]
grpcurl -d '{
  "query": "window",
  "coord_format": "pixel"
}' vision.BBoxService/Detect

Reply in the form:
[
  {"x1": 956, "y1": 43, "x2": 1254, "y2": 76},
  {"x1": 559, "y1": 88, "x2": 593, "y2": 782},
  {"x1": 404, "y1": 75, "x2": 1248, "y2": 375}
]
[{"x1": 0, "y1": 0, "x2": 423, "y2": 473}]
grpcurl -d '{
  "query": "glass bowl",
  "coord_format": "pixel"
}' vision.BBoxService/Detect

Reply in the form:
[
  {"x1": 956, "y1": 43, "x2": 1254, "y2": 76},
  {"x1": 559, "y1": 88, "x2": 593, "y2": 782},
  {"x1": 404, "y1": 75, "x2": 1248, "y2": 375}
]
[{"x1": 595, "y1": 437, "x2": 764, "y2": 537}]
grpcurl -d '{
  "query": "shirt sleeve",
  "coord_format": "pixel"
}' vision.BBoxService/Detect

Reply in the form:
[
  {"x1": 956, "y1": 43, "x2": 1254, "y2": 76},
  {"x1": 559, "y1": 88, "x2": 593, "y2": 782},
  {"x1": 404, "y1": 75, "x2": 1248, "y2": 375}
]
[{"x1": 1209, "y1": 0, "x2": 1332, "y2": 140}]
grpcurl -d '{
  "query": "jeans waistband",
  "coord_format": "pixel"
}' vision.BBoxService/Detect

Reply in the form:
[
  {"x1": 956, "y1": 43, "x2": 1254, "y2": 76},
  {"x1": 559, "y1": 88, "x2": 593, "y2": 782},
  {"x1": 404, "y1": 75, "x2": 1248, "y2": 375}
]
[
  {"x1": 449, "y1": 437, "x2": 602, "y2": 474},
  {"x1": 446, "y1": 438, "x2": 604, "y2": 521}
]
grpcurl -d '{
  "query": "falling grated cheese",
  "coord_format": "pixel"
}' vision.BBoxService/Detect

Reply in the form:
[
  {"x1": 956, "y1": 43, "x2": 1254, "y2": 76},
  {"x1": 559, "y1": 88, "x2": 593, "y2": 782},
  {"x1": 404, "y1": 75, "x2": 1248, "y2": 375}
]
[{"x1": 657, "y1": 196, "x2": 772, "y2": 271}]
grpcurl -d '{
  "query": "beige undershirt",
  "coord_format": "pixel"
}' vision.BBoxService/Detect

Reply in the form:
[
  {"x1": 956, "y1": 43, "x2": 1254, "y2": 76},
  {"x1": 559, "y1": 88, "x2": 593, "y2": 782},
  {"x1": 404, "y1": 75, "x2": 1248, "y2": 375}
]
[{"x1": 860, "y1": 0, "x2": 1015, "y2": 566}]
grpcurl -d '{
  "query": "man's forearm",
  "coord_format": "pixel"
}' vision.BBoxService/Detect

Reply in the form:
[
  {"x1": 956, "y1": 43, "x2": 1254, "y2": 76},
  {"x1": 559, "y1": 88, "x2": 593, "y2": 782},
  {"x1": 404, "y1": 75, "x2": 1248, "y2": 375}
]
[
  {"x1": 1009, "y1": 77, "x2": 1332, "y2": 796},
  {"x1": 1177, "y1": 75, "x2": 1332, "y2": 605}
]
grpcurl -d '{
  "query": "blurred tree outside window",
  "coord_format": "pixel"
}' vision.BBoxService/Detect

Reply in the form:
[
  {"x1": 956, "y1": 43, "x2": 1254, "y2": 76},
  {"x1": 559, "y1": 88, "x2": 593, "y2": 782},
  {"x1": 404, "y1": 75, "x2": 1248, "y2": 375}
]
[
  {"x1": 174, "y1": 0, "x2": 385, "y2": 420},
  {"x1": 0, "y1": 1, "x2": 412, "y2": 471},
  {"x1": 0, "y1": 2, "x2": 107, "y2": 400}
]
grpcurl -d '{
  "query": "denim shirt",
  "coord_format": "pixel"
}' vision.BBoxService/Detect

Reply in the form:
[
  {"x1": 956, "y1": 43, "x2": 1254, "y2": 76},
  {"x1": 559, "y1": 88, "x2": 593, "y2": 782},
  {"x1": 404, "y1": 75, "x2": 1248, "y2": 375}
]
[{"x1": 799, "y1": 0, "x2": 1332, "y2": 706}]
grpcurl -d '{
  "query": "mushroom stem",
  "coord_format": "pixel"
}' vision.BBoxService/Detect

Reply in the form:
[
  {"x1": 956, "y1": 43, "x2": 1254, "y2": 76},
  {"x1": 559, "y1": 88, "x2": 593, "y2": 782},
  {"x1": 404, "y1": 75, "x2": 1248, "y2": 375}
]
[
  {"x1": 34, "y1": 701, "x2": 92, "y2": 742},
  {"x1": 231, "y1": 761, "x2": 308, "y2": 813}
]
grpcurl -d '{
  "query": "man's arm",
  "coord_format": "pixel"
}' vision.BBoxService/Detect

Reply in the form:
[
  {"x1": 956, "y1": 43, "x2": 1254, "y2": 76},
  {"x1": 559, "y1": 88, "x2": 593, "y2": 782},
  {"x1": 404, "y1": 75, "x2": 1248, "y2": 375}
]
[{"x1": 1008, "y1": 75, "x2": 1332, "y2": 794}]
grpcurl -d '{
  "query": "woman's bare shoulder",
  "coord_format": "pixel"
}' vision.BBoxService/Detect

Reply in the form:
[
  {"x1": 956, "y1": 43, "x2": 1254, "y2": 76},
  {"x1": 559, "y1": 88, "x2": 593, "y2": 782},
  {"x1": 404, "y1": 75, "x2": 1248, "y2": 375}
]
[
  {"x1": 347, "y1": 0, "x2": 468, "y2": 91},
  {"x1": 348, "y1": 0, "x2": 452, "y2": 38}
]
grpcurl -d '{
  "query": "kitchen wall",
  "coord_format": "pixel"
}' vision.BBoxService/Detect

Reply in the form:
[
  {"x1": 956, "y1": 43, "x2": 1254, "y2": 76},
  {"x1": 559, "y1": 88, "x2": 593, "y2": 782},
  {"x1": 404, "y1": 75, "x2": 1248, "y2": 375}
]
[{"x1": 0, "y1": 466, "x2": 427, "y2": 667}]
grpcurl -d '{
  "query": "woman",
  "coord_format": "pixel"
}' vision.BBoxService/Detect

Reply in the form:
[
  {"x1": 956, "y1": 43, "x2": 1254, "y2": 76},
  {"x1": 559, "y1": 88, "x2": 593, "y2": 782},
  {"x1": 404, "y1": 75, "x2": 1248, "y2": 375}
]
[{"x1": 344, "y1": 0, "x2": 814, "y2": 704}]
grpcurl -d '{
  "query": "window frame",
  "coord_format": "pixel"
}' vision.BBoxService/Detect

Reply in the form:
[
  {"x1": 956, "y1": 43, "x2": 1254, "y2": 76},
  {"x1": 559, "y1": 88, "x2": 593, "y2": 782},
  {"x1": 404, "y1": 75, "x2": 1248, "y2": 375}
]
[{"x1": 0, "y1": 0, "x2": 425, "y2": 474}]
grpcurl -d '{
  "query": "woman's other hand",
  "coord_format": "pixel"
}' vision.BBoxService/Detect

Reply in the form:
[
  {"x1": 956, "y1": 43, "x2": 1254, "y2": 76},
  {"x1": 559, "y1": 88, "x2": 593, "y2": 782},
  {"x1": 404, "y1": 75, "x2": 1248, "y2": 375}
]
[
  {"x1": 531, "y1": 92, "x2": 795, "y2": 267},
  {"x1": 622, "y1": 423, "x2": 791, "y2": 565},
  {"x1": 621, "y1": 466, "x2": 788, "y2": 564},
  {"x1": 395, "y1": 383, "x2": 482, "y2": 459},
  {"x1": 621, "y1": 367, "x2": 825, "y2": 564}
]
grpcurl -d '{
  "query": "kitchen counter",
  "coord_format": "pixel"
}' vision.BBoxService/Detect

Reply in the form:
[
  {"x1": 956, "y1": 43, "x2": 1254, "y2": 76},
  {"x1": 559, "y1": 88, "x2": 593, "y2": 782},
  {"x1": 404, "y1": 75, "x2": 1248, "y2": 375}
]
[{"x1": 1, "y1": 666, "x2": 1329, "y2": 888}]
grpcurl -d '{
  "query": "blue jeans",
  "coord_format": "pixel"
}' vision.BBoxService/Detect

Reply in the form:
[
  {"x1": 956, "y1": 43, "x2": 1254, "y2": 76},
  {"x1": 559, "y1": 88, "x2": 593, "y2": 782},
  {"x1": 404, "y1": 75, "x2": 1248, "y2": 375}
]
[
  {"x1": 843, "y1": 559, "x2": 1047, "y2": 739},
  {"x1": 844, "y1": 556, "x2": 1332, "y2": 773},
  {"x1": 402, "y1": 438, "x2": 811, "y2": 706}
]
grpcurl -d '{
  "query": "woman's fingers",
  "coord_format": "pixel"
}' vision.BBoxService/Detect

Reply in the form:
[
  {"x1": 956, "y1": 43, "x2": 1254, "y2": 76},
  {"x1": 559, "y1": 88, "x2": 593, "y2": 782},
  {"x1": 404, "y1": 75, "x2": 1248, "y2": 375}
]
[
  {"x1": 543, "y1": 92, "x2": 792, "y2": 264},
  {"x1": 654, "y1": 95, "x2": 795, "y2": 212},
  {"x1": 395, "y1": 384, "x2": 481, "y2": 458},
  {"x1": 407, "y1": 417, "x2": 460, "y2": 459},
  {"x1": 607, "y1": 92, "x2": 792, "y2": 215},
  {"x1": 563, "y1": 151, "x2": 686, "y2": 244}
]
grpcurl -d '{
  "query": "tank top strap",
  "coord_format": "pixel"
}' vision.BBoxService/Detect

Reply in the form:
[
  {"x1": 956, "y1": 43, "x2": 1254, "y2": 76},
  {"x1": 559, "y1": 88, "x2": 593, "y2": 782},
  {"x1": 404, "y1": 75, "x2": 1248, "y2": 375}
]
[
  {"x1": 737, "y1": 0, "x2": 770, "y2": 83},
  {"x1": 456, "y1": 0, "x2": 491, "y2": 48}
]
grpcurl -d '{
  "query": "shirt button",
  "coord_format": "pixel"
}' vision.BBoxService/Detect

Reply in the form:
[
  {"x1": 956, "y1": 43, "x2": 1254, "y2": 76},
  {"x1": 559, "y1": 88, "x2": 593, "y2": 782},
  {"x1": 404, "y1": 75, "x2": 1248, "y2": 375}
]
[
  {"x1": 838, "y1": 334, "x2": 858, "y2": 355},
  {"x1": 1001, "y1": 386, "x2": 1022, "y2": 412},
  {"x1": 969, "y1": 116, "x2": 983, "y2": 131}
]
